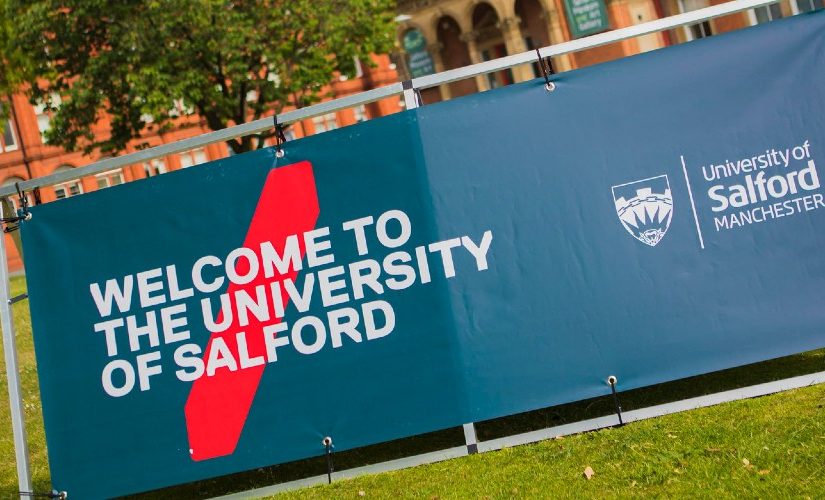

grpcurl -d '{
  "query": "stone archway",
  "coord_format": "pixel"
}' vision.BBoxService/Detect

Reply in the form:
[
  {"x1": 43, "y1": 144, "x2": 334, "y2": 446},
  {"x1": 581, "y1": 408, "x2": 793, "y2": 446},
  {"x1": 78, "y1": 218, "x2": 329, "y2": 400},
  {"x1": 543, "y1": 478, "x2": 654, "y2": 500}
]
[
  {"x1": 471, "y1": 2, "x2": 515, "y2": 89},
  {"x1": 436, "y1": 15, "x2": 479, "y2": 98},
  {"x1": 515, "y1": 0, "x2": 552, "y2": 78}
]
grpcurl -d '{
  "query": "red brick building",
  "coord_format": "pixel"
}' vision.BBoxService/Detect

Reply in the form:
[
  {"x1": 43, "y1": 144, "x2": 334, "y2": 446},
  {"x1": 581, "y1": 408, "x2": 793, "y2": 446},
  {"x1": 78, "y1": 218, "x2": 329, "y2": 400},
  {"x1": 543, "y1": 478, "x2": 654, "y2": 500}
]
[{"x1": 0, "y1": 55, "x2": 402, "y2": 272}]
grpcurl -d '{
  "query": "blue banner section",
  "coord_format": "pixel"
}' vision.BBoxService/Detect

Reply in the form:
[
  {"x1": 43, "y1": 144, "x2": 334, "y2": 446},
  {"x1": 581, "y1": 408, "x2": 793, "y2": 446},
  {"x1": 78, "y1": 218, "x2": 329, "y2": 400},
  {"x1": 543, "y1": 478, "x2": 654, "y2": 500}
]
[{"x1": 20, "y1": 12, "x2": 825, "y2": 499}]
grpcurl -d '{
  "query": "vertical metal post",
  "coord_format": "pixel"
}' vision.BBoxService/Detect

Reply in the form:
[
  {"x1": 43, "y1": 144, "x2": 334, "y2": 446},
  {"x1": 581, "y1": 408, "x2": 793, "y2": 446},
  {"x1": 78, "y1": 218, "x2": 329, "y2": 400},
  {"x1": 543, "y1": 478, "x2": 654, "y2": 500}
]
[
  {"x1": 0, "y1": 203, "x2": 32, "y2": 498},
  {"x1": 406, "y1": 82, "x2": 485, "y2": 457},
  {"x1": 402, "y1": 80, "x2": 419, "y2": 110},
  {"x1": 462, "y1": 423, "x2": 479, "y2": 454},
  {"x1": 407, "y1": 82, "x2": 484, "y2": 458}
]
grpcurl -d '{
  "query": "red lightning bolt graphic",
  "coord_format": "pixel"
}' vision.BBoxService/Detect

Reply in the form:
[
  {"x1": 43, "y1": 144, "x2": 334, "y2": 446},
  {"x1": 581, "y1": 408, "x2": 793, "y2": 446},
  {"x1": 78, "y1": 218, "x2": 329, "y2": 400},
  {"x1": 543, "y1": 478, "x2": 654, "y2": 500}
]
[{"x1": 184, "y1": 160, "x2": 318, "y2": 461}]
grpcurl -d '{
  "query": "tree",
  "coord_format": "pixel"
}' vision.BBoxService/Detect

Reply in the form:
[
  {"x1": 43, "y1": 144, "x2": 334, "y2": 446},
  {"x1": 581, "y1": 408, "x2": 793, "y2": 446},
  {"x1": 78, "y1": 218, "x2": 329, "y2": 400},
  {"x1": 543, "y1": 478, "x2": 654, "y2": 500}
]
[
  {"x1": 10, "y1": 0, "x2": 397, "y2": 155},
  {"x1": 0, "y1": 0, "x2": 36, "y2": 128}
]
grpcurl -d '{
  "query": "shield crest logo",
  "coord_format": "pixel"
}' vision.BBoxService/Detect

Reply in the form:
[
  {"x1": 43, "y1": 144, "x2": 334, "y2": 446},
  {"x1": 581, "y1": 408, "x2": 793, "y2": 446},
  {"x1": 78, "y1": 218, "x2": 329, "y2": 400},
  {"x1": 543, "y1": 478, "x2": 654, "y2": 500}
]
[{"x1": 611, "y1": 175, "x2": 673, "y2": 247}]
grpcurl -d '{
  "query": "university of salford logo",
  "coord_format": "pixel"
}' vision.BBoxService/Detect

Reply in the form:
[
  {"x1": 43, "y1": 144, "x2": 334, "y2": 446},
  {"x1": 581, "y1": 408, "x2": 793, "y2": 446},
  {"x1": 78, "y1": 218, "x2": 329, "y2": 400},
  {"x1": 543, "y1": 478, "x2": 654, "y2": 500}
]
[{"x1": 611, "y1": 175, "x2": 673, "y2": 247}]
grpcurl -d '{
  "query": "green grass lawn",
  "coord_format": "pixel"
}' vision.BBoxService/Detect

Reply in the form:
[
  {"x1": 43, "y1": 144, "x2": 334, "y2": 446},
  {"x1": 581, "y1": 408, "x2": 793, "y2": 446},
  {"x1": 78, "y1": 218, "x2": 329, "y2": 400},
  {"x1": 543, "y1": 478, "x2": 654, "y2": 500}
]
[
  {"x1": 1, "y1": 274, "x2": 824, "y2": 499},
  {"x1": 280, "y1": 382, "x2": 825, "y2": 499}
]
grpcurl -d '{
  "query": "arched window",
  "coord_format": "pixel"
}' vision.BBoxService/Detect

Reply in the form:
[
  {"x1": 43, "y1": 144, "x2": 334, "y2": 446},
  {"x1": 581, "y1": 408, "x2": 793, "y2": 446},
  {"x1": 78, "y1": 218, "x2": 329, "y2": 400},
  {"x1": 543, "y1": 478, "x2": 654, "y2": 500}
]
[
  {"x1": 436, "y1": 16, "x2": 478, "y2": 98},
  {"x1": 472, "y1": 3, "x2": 513, "y2": 89}
]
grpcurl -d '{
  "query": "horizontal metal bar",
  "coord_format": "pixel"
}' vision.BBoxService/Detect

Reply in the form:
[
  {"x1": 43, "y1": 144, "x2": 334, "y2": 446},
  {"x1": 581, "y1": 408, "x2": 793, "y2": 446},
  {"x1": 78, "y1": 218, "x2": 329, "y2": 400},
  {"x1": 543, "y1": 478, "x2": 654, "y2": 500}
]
[
  {"x1": 478, "y1": 369, "x2": 825, "y2": 453},
  {"x1": 0, "y1": 83, "x2": 404, "y2": 198},
  {"x1": 211, "y1": 370, "x2": 825, "y2": 498},
  {"x1": 0, "y1": 0, "x2": 777, "y2": 198},
  {"x1": 212, "y1": 445, "x2": 468, "y2": 499},
  {"x1": 412, "y1": 0, "x2": 779, "y2": 89}
]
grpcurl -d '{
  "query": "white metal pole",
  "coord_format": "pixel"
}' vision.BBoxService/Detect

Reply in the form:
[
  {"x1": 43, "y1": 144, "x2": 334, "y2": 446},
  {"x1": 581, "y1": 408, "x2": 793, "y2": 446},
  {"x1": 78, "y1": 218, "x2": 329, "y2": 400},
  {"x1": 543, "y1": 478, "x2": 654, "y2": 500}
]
[
  {"x1": 402, "y1": 83, "x2": 419, "y2": 110},
  {"x1": 401, "y1": 85, "x2": 485, "y2": 456},
  {"x1": 0, "y1": 203, "x2": 32, "y2": 499}
]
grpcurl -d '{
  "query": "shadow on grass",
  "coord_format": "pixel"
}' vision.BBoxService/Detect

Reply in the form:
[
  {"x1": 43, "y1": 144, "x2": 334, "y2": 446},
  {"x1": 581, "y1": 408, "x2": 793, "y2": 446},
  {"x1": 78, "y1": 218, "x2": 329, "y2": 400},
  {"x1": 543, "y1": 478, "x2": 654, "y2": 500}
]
[{"x1": 127, "y1": 348, "x2": 824, "y2": 499}]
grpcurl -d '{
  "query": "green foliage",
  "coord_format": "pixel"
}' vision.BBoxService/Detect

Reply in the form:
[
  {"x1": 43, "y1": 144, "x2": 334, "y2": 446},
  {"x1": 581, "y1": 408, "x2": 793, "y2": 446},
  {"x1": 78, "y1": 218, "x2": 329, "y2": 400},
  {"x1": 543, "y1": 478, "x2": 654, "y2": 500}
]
[
  {"x1": 9, "y1": 0, "x2": 397, "y2": 154},
  {"x1": 0, "y1": 0, "x2": 36, "y2": 127},
  {"x1": 280, "y1": 382, "x2": 825, "y2": 498}
]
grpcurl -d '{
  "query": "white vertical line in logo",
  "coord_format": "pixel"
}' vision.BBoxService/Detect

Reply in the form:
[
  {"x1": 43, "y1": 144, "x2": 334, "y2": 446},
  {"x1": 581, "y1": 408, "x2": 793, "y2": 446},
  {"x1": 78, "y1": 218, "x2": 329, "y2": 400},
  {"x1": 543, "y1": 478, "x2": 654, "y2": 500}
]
[{"x1": 681, "y1": 155, "x2": 705, "y2": 250}]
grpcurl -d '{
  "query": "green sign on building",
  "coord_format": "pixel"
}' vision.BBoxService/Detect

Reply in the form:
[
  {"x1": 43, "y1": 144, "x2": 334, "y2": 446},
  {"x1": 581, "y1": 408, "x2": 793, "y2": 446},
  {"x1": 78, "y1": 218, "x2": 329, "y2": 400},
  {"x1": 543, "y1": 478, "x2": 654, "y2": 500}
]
[
  {"x1": 564, "y1": 0, "x2": 610, "y2": 38},
  {"x1": 403, "y1": 29, "x2": 435, "y2": 78}
]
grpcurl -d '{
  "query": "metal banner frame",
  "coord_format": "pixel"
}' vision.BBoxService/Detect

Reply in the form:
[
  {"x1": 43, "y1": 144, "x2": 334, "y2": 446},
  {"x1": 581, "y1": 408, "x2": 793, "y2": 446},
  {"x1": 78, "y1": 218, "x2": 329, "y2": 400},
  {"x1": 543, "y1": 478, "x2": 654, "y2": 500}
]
[{"x1": 5, "y1": 0, "x2": 822, "y2": 497}]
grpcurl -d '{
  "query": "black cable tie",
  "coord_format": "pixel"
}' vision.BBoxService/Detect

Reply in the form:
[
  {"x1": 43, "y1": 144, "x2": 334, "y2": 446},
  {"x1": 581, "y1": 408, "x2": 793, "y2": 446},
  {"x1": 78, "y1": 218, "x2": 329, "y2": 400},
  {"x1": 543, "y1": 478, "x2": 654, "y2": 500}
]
[
  {"x1": 15, "y1": 181, "x2": 31, "y2": 218},
  {"x1": 535, "y1": 48, "x2": 556, "y2": 92},
  {"x1": 414, "y1": 88, "x2": 424, "y2": 107},
  {"x1": 322, "y1": 436, "x2": 334, "y2": 484},
  {"x1": 607, "y1": 375, "x2": 624, "y2": 426},
  {"x1": 273, "y1": 115, "x2": 287, "y2": 158},
  {"x1": 8, "y1": 293, "x2": 28, "y2": 305},
  {"x1": 2, "y1": 182, "x2": 33, "y2": 234},
  {"x1": 1, "y1": 212, "x2": 31, "y2": 233}
]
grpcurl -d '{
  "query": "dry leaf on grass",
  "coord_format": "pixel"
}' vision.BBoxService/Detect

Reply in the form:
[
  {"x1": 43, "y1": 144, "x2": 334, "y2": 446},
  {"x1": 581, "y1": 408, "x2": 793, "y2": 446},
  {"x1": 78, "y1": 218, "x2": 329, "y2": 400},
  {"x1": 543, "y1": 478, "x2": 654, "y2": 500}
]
[{"x1": 584, "y1": 466, "x2": 595, "y2": 479}]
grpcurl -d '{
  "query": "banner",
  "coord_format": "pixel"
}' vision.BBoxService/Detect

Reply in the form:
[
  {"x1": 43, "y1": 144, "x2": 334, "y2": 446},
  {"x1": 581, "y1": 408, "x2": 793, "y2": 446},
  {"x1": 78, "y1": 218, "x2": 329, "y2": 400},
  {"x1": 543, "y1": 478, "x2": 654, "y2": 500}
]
[{"x1": 21, "y1": 12, "x2": 825, "y2": 499}]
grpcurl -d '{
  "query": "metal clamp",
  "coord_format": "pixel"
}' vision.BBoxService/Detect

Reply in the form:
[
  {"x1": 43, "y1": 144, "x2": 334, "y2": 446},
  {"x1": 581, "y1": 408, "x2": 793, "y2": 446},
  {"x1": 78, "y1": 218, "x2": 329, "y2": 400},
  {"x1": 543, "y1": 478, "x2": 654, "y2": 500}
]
[
  {"x1": 273, "y1": 115, "x2": 287, "y2": 158},
  {"x1": 1, "y1": 182, "x2": 32, "y2": 232}
]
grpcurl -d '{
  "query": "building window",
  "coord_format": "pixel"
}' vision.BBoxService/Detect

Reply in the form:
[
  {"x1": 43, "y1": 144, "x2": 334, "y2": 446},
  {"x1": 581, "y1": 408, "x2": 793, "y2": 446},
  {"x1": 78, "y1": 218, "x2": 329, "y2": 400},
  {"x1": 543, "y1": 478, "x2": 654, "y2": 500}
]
[
  {"x1": 142, "y1": 158, "x2": 168, "y2": 176},
  {"x1": 354, "y1": 57, "x2": 365, "y2": 78},
  {"x1": 795, "y1": 0, "x2": 824, "y2": 12},
  {"x1": 312, "y1": 113, "x2": 338, "y2": 134},
  {"x1": 354, "y1": 105, "x2": 369, "y2": 123},
  {"x1": 96, "y1": 169, "x2": 124, "y2": 189},
  {"x1": 481, "y1": 47, "x2": 514, "y2": 89},
  {"x1": 35, "y1": 107, "x2": 50, "y2": 140},
  {"x1": 752, "y1": 3, "x2": 783, "y2": 23},
  {"x1": 53, "y1": 165, "x2": 83, "y2": 199},
  {"x1": 33, "y1": 93, "x2": 62, "y2": 143},
  {"x1": 179, "y1": 148, "x2": 209, "y2": 168},
  {"x1": 679, "y1": 0, "x2": 714, "y2": 40},
  {"x1": 169, "y1": 99, "x2": 195, "y2": 117},
  {"x1": 54, "y1": 182, "x2": 82, "y2": 199},
  {"x1": 1, "y1": 120, "x2": 18, "y2": 153}
]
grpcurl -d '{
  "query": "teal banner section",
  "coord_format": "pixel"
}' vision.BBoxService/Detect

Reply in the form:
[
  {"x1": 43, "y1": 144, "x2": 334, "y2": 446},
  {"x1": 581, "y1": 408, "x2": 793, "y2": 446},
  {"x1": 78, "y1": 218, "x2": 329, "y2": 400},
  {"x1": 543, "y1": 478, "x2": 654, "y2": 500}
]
[{"x1": 20, "y1": 12, "x2": 825, "y2": 499}]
